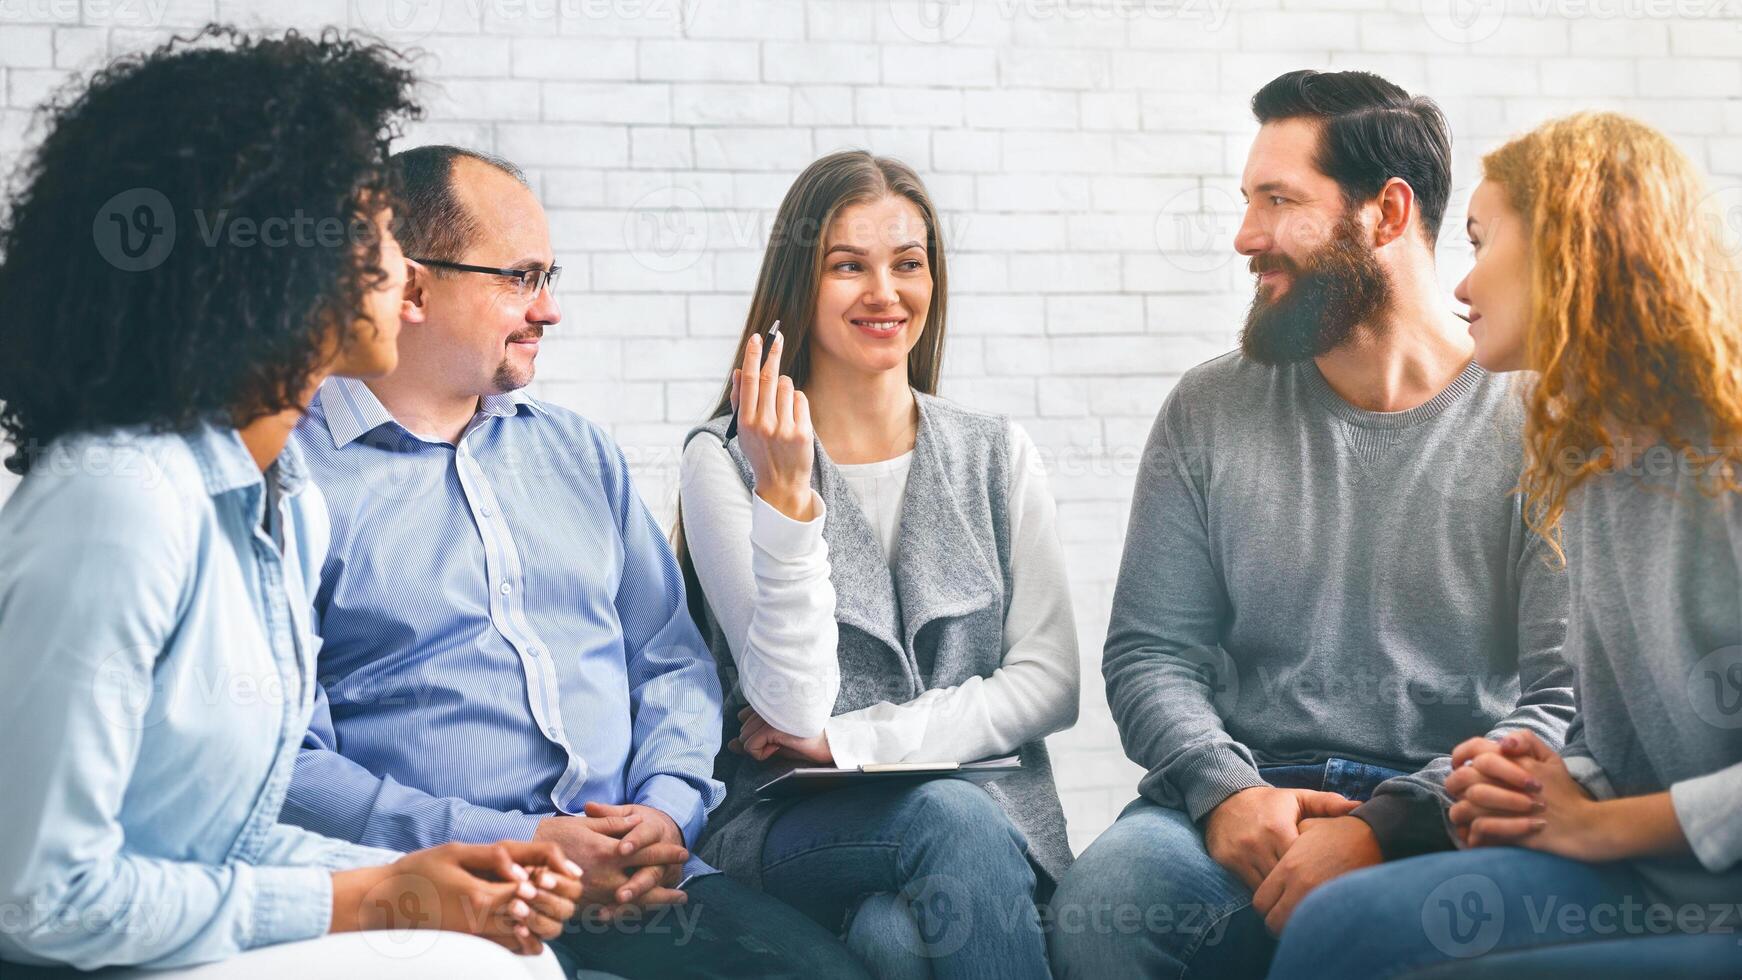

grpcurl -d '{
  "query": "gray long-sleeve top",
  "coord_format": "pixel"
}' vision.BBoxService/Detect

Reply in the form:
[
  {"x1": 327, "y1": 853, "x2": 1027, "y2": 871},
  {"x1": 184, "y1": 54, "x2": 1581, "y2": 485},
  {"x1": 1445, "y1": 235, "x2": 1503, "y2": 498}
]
[
  {"x1": 1561, "y1": 444, "x2": 1742, "y2": 902},
  {"x1": 1104, "y1": 352, "x2": 1575, "y2": 856}
]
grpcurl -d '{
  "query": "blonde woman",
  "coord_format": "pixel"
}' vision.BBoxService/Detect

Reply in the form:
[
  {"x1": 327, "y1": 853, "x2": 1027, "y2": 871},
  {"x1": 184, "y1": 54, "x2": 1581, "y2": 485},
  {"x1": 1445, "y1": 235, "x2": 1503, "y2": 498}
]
[{"x1": 1270, "y1": 112, "x2": 1742, "y2": 976}]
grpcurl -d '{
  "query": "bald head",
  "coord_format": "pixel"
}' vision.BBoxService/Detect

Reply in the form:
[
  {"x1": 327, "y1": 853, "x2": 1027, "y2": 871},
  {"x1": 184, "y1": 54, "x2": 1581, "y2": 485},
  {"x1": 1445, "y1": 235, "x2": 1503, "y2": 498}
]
[{"x1": 390, "y1": 144, "x2": 530, "y2": 265}]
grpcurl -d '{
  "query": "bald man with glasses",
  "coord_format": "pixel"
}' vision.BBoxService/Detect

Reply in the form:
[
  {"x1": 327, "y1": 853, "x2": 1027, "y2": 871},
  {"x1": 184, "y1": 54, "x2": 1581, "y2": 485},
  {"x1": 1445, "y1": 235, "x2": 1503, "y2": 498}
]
[{"x1": 281, "y1": 145, "x2": 869, "y2": 980}]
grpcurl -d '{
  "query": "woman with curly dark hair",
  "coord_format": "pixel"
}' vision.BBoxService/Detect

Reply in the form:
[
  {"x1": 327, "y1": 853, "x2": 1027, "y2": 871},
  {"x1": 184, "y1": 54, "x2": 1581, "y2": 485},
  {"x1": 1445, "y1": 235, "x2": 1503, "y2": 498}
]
[{"x1": 0, "y1": 28, "x2": 580, "y2": 978}]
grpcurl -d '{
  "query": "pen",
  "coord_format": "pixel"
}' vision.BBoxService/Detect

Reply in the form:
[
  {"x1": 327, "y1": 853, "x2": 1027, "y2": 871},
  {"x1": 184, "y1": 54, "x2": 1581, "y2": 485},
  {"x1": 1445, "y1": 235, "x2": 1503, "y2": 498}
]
[{"x1": 725, "y1": 319, "x2": 780, "y2": 442}]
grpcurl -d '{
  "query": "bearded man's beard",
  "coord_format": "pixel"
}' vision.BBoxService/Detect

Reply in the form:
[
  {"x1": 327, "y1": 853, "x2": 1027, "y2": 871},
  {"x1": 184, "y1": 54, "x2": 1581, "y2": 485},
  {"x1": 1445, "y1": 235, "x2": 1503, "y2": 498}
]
[{"x1": 1239, "y1": 210, "x2": 1391, "y2": 365}]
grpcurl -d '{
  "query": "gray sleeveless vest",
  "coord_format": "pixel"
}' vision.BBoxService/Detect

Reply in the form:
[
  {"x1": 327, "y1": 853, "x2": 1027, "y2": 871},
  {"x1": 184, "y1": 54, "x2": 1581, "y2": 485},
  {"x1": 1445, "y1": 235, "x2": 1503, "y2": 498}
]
[{"x1": 684, "y1": 392, "x2": 1073, "y2": 890}]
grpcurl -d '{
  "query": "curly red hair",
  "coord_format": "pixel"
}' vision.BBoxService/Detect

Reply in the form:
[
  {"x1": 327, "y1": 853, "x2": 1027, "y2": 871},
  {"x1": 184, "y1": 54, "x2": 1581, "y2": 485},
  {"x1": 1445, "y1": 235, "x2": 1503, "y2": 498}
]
[{"x1": 1482, "y1": 112, "x2": 1742, "y2": 556}]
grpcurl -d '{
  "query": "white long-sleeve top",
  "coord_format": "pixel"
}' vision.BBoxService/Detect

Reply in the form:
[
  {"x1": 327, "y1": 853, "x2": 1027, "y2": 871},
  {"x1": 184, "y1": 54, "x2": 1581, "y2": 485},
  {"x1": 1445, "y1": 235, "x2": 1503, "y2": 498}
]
[{"x1": 678, "y1": 421, "x2": 1080, "y2": 769}]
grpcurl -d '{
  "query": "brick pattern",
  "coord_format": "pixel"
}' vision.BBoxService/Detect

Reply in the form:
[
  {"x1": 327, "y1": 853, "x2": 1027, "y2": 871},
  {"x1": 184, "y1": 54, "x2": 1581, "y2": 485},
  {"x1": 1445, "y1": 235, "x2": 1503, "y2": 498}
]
[{"x1": 3, "y1": 0, "x2": 1739, "y2": 851}]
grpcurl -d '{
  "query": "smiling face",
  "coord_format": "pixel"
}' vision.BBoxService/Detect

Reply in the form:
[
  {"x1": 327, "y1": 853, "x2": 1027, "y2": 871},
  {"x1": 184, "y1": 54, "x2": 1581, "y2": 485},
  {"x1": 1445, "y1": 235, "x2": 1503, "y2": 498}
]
[
  {"x1": 404, "y1": 157, "x2": 561, "y2": 398},
  {"x1": 1234, "y1": 118, "x2": 1392, "y2": 364},
  {"x1": 1455, "y1": 179, "x2": 1534, "y2": 373},
  {"x1": 806, "y1": 194, "x2": 934, "y2": 382}
]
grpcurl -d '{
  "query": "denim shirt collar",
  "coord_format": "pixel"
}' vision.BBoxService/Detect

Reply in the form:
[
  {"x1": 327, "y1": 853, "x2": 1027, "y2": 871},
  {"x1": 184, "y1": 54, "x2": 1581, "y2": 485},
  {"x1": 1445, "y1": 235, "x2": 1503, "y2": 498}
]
[
  {"x1": 181, "y1": 422, "x2": 308, "y2": 502},
  {"x1": 315, "y1": 376, "x2": 539, "y2": 449}
]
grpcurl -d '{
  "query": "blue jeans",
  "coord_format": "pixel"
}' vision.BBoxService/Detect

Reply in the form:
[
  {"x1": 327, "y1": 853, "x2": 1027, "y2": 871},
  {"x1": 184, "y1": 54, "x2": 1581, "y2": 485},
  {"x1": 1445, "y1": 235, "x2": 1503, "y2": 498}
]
[
  {"x1": 760, "y1": 779, "x2": 1050, "y2": 980},
  {"x1": 1048, "y1": 758, "x2": 1406, "y2": 980},
  {"x1": 1270, "y1": 847, "x2": 1742, "y2": 979}
]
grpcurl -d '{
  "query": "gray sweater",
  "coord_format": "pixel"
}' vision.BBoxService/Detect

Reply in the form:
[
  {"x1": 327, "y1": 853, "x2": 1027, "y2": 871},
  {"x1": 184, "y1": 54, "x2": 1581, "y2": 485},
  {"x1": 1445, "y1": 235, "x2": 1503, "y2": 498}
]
[
  {"x1": 1561, "y1": 448, "x2": 1742, "y2": 902},
  {"x1": 1105, "y1": 352, "x2": 1576, "y2": 855}
]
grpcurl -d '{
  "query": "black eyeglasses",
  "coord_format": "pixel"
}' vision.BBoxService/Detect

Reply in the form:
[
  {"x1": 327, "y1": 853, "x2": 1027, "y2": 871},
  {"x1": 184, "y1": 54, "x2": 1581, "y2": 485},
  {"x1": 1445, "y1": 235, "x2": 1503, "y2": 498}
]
[{"x1": 411, "y1": 258, "x2": 561, "y2": 299}]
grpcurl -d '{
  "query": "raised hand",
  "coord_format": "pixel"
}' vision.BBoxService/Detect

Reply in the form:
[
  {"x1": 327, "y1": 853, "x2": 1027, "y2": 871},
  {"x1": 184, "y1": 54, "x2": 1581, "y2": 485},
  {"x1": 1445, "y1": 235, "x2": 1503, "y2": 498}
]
[{"x1": 731, "y1": 330, "x2": 817, "y2": 522}]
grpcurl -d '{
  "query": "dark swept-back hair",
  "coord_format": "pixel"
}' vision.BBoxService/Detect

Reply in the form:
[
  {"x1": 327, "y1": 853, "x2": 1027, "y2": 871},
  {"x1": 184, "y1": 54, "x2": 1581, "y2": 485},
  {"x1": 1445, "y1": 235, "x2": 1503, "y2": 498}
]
[
  {"x1": 389, "y1": 143, "x2": 528, "y2": 269},
  {"x1": 1252, "y1": 69, "x2": 1453, "y2": 245},
  {"x1": 0, "y1": 25, "x2": 420, "y2": 472}
]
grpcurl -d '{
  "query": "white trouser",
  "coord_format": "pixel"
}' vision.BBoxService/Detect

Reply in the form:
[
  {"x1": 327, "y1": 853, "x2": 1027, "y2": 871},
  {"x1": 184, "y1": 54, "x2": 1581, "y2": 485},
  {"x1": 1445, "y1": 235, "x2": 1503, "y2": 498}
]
[{"x1": 96, "y1": 932, "x2": 567, "y2": 979}]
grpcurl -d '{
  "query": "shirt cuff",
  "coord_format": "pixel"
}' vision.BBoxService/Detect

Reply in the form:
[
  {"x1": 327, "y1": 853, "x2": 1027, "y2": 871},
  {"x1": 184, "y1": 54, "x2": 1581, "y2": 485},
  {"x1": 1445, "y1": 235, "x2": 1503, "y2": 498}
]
[
  {"x1": 1174, "y1": 744, "x2": 1267, "y2": 822},
  {"x1": 1670, "y1": 769, "x2": 1742, "y2": 873},
  {"x1": 328, "y1": 840, "x2": 405, "y2": 870},
  {"x1": 749, "y1": 492, "x2": 826, "y2": 562},
  {"x1": 1352, "y1": 791, "x2": 1456, "y2": 860},
  {"x1": 635, "y1": 774, "x2": 708, "y2": 850},
  {"x1": 824, "y1": 715, "x2": 879, "y2": 770},
  {"x1": 245, "y1": 863, "x2": 334, "y2": 950},
  {"x1": 1565, "y1": 754, "x2": 1618, "y2": 800},
  {"x1": 453, "y1": 806, "x2": 546, "y2": 845}
]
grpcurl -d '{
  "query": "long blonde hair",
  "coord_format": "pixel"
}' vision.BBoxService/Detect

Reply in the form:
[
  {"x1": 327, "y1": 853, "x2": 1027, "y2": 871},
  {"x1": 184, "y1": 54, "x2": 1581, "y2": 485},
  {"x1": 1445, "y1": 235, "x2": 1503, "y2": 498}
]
[{"x1": 1482, "y1": 112, "x2": 1742, "y2": 554}]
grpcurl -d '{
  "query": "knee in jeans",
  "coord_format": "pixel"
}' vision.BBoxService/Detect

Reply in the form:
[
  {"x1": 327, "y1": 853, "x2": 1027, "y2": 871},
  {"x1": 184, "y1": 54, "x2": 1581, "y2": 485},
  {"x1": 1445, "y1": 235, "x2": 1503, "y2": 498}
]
[
  {"x1": 899, "y1": 781, "x2": 1031, "y2": 879},
  {"x1": 1280, "y1": 870, "x2": 1368, "y2": 942}
]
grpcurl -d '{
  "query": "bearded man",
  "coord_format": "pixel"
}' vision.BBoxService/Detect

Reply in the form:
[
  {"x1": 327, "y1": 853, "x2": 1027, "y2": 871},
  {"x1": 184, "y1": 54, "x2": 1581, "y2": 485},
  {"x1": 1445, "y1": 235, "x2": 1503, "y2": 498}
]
[{"x1": 1047, "y1": 70, "x2": 1576, "y2": 980}]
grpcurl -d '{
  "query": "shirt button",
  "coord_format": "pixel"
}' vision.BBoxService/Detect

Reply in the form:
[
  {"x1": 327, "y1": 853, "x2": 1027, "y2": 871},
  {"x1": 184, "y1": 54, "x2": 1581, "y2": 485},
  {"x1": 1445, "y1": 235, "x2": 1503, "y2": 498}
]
[
  {"x1": 499, "y1": 581, "x2": 512, "y2": 595},
  {"x1": 547, "y1": 725, "x2": 561, "y2": 739},
  {"x1": 528, "y1": 646, "x2": 541, "y2": 658},
  {"x1": 480, "y1": 505, "x2": 492, "y2": 518}
]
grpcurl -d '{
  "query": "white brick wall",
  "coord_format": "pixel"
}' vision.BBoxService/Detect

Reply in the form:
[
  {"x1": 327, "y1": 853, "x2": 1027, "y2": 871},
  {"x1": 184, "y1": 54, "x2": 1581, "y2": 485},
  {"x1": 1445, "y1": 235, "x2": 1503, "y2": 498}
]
[{"x1": 3, "y1": 0, "x2": 1739, "y2": 853}]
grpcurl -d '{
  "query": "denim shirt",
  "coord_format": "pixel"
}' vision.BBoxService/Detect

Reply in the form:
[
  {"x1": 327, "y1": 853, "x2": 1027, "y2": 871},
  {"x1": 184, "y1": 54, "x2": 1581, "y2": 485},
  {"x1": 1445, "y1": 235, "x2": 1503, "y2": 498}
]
[{"x1": 0, "y1": 425, "x2": 396, "y2": 971}]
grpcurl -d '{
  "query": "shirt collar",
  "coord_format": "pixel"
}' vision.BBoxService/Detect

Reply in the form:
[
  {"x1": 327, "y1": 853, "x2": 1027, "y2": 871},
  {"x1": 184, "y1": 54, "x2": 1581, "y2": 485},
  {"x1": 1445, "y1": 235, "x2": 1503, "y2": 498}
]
[
  {"x1": 315, "y1": 376, "x2": 541, "y2": 449},
  {"x1": 182, "y1": 422, "x2": 309, "y2": 499}
]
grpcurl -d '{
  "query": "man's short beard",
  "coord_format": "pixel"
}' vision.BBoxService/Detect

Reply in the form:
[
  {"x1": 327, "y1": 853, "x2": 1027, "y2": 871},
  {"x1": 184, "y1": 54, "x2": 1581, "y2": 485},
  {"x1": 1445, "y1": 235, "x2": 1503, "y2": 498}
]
[
  {"x1": 491, "y1": 326, "x2": 542, "y2": 393},
  {"x1": 1239, "y1": 210, "x2": 1392, "y2": 366},
  {"x1": 491, "y1": 358, "x2": 533, "y2": 394}
]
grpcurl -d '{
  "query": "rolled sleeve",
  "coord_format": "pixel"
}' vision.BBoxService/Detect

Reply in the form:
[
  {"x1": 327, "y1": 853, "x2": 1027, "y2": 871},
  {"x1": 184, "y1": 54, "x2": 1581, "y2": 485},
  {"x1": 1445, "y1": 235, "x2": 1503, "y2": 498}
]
[{"x1": 245, "y1": 864, "x2": 335, "y2": 950}]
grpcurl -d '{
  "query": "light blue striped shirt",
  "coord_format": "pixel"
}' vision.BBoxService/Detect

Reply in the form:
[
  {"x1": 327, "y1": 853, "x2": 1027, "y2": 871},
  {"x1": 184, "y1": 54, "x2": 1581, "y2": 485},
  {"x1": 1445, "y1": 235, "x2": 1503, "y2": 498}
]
[
  {"x1": 0, "y1": 425, "x2": 397, "y2": 971},
  {"x1": 282, "y1": 379, "x2": 723, "y2": 877}
]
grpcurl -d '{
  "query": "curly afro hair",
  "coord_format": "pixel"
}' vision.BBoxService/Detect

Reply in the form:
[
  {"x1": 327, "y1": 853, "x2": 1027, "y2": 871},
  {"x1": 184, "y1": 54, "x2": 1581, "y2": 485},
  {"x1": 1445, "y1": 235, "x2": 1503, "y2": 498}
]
[{"x1": 0, "y1": 25, "x2": 421, "y2": 472}]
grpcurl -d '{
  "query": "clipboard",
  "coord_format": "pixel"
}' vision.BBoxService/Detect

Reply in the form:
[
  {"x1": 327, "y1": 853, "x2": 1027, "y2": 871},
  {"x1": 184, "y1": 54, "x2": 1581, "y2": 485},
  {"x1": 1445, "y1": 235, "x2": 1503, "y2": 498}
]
[{"x1": 754, "y1": 755, "x2": 1022, "y2": 799}]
